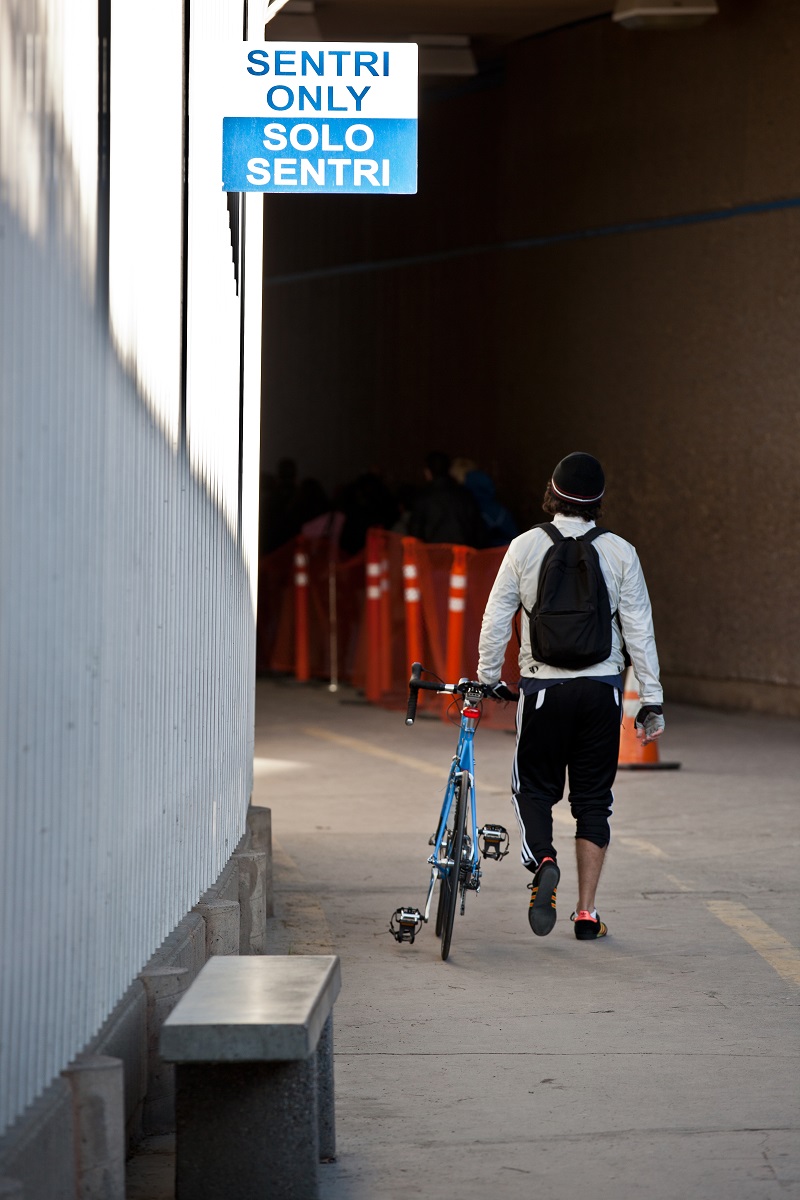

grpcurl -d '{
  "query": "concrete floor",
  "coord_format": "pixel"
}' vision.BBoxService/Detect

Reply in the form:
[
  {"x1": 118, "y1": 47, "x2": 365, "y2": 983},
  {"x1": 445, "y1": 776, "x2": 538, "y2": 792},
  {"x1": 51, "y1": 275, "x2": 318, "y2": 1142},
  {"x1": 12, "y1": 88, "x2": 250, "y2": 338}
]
[{"x1": 129, "y1": 679, "x2": 800, "y2": 1198}]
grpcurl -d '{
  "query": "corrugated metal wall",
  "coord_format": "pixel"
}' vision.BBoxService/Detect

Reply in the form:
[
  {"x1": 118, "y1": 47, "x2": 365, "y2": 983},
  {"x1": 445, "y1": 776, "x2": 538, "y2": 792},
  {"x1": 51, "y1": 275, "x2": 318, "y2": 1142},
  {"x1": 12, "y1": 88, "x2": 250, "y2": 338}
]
[{"x1": 0, "y1": 0, "x2": 263, "y2": 1135}]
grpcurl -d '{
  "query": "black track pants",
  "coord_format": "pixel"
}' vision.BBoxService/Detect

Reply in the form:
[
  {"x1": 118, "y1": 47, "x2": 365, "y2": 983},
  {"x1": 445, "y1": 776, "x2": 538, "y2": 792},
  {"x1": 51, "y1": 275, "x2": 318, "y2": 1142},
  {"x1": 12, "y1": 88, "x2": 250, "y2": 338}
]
[{"x1": 511, "y1": 678, "x2": 621, "y2": 871}]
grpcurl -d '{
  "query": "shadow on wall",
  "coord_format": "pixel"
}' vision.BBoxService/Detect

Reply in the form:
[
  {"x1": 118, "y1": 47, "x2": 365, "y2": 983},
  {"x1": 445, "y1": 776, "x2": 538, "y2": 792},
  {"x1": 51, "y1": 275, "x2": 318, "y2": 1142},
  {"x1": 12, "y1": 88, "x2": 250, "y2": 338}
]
[{"x1": 1, "y1": 195, "x2": 255, "y2": 1142}]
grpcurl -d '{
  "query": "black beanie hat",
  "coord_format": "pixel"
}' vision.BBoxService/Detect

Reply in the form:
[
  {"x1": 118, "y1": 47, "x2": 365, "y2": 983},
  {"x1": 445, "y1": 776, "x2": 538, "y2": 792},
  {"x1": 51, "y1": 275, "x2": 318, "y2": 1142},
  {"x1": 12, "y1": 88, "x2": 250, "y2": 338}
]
[{"x1": 551, "y1": 452, "x2": 605, "y2": 505}]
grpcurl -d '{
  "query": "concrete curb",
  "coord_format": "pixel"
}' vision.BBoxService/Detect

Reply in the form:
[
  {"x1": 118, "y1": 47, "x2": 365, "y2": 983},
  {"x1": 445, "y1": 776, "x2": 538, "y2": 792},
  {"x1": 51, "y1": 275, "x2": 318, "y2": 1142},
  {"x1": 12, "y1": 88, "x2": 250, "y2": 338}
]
[
  {"x1": 0, "y1": 804, "x2": 275, "y2": 1199},
  {"x1": 62, "y1": 1057, "x2": 126, "y2": 1200}
]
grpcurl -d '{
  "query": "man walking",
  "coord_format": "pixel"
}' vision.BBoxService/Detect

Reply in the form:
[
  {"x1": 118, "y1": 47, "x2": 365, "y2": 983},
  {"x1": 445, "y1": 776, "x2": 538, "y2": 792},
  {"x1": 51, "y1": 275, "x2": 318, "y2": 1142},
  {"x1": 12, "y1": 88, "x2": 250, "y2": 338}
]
[{"x1": 477, "y1": 453, "x2": 664, "y2": 940}]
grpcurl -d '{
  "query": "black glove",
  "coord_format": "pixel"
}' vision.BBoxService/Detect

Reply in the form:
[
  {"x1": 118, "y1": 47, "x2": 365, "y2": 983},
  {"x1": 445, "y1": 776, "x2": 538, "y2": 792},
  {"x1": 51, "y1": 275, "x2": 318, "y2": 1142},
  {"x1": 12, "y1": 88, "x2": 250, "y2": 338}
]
[
  {"x1": 487, "y1": 681, "x2": 518, "y2": 702},
  {"x1": 634, "y1": 705, "x2": 665, "y2": 744}
]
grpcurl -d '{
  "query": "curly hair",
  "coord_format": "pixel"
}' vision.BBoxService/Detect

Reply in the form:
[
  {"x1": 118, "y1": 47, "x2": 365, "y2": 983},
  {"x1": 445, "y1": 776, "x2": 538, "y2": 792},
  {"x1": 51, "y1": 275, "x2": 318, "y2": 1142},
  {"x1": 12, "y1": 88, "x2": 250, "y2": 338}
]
[{"x1": 542, "y1": 480, "x2": 602, "y2": 523}]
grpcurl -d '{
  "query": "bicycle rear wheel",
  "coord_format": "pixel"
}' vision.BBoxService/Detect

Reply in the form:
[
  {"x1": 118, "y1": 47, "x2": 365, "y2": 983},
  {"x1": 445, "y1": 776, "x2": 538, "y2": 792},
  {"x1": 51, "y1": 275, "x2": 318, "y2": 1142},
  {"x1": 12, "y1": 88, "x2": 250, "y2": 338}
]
[
  {"x1": 435, "y1": 870, "x2": 447, "y2": 937},
  {"x1": 440, "y1": 770, "x2": 468, "y2": 961},
  {"x1": 435, "y1": 771, "x2": 459, "y2": 937}
]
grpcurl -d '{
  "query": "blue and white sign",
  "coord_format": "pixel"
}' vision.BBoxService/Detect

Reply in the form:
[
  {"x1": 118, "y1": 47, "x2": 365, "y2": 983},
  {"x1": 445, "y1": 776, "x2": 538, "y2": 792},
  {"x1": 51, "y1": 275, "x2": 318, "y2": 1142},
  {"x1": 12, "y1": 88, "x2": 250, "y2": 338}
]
[{"x1": 192, "y1": 42, "x2": 418, "y2": 195}]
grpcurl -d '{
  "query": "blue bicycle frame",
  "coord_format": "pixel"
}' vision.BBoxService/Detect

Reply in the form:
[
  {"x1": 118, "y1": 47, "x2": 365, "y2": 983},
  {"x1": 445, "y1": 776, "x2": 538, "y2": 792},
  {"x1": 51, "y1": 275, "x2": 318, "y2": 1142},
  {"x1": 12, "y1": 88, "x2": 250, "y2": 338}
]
[{"x1": 423, "y1": 703, "x2": 481, "y2": 923}]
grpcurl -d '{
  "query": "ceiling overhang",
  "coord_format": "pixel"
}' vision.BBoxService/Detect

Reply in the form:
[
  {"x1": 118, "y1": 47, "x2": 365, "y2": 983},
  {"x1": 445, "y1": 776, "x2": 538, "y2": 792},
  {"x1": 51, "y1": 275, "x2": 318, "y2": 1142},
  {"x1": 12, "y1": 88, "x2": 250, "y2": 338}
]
[{"x1": 263, "y1": 0, "x2": 614, "y2": 62}]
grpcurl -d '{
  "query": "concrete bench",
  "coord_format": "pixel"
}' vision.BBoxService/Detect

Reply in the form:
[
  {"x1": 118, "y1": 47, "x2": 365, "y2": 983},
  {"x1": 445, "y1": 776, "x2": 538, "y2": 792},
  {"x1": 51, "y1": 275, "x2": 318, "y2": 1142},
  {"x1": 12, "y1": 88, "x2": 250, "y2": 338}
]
[{"x1": 160, "y1": 955, "x2": 341, "y2": 1200}]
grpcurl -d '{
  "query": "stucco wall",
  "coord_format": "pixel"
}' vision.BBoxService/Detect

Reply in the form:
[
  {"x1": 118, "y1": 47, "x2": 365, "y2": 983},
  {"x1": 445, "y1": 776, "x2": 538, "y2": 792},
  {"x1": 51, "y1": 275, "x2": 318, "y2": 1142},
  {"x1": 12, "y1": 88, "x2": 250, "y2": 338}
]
[{"x1": 262, "y1": 0, "x2": 800, "y2": 715}]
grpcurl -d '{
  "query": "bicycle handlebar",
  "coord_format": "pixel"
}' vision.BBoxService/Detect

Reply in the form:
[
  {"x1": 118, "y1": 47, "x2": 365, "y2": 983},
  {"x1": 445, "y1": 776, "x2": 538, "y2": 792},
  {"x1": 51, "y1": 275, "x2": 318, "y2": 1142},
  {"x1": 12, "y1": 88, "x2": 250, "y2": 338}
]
[{"x1": 405, "y1": 663, "x2": 518, "y2": 726}]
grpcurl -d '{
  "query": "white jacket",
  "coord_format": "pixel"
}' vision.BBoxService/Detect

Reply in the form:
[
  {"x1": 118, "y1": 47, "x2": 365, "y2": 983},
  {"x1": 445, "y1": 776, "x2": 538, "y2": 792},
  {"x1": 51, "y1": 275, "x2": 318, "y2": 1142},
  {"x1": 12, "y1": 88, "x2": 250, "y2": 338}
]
[{"x1": 477, "y1": 513, "x2": 664, "y2": 704}]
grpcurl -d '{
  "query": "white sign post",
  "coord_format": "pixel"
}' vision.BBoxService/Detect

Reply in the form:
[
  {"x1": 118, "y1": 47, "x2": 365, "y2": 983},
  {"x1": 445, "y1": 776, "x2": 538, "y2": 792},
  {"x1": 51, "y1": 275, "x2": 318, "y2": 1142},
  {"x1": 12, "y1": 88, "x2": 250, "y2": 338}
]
[{"x1": 192, "y1": 41, "x2": 418, "y2": 195}]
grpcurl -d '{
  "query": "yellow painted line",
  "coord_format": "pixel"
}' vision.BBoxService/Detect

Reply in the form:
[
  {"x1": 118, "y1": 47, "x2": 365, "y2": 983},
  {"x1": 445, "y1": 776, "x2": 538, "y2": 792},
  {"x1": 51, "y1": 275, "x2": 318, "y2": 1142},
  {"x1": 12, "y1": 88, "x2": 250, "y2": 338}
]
[
  {"x1": 706, "y1": 900, "x2": 800, "y2": 988},
  {"x1": 617, "y1": 835, "x2": 668, "y2": 859},
  {"x1": 303, "y1": 725, "x2": 505, "y2": 794},
  {"x1": 304, "y1": 725, "x2": 445, "y2": 777},
  {"x1": 664, "y1": 873, "x2": 694, "y2": 893}
]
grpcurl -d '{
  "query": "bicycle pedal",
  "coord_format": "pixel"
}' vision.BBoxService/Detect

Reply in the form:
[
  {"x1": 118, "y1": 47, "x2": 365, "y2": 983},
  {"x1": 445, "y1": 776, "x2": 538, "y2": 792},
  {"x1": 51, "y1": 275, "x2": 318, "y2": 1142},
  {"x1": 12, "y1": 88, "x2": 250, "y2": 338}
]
[
  {"x1": 390, "y1": 907, "x2": 424, "y2": 945},
  {"x1": 478, "y1": 824, "x2": 510, "y2": 860}
]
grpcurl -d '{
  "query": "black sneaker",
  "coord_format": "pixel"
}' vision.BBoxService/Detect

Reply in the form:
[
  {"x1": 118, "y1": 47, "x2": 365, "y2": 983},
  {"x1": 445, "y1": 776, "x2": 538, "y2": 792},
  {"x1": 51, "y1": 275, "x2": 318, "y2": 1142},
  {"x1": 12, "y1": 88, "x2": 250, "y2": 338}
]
[
  {"x1": 527, "y1": 858, "x2": 560, "y2": 936},
  {"x1": 571, "y1": 910, "x2": 608, "y2": 940}
]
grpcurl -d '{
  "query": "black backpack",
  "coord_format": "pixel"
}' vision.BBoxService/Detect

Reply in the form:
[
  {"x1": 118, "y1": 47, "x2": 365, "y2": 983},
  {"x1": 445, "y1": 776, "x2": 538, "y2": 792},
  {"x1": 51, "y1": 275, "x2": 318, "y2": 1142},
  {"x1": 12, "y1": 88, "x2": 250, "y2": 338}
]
[{"x1": 524, "y1": 523, "x2": 613, "y2": 669}]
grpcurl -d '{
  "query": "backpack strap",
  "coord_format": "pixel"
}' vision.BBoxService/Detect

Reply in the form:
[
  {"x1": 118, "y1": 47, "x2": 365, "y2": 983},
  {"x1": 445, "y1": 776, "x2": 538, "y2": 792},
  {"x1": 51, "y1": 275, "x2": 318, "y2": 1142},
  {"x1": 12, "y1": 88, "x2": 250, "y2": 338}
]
[
  {"x1": 522, "y1": 524, "x2": 562, "y2": 618},
  {"x1": 533, "y1": 521, "x2": 563, "y2": 543},
  {"x1": 579, "y1": 525, "x2": 609, "y2": 543},
  {"x1": 578, "y1": 526, "x2": 621, "y2": 623},
  {"x1": 534, "y1": 522, "x2": 609, "y2": 544}
]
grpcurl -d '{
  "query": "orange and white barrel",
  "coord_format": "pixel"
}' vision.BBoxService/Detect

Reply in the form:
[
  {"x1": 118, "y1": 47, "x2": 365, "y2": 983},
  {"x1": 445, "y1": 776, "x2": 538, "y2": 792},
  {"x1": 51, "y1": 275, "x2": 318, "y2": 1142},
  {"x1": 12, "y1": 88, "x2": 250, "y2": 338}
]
[
  {"x1": 444, "y1": 545, "x2": 469, "y2": 686},
  {"x1": 617, "y1": 666, "x2": 680, "y2": 769},
  {"x1": 365, "y1": 529, "x2": 383, "y2": 702},
  {"x1": 293, "y1": 538, "x2": 310, "y2": 683},
  {"x1": 379, "y1": 553, "x2": 392, "y2": 693},
  {"x1": 401, "y1": 537, "x2": 424, "y2": 670}
]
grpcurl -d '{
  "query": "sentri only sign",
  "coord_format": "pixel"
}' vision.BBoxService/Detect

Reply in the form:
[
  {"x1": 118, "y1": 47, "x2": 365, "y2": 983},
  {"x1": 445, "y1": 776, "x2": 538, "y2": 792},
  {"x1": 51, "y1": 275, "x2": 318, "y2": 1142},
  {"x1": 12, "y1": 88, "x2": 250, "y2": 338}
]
[{"x1": 192, "y1": 42, "x2": 418, "y2": 195}]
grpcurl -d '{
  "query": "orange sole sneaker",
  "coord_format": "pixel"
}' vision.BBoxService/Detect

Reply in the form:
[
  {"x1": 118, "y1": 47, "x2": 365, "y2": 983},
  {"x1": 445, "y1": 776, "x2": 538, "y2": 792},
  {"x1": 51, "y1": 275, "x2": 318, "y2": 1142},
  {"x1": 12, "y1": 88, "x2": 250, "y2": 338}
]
[
  {"x1": 528, "y1": 860, "x2": 560, "y2": 936},
  {"x1": 571, "y1": 910, "x2": 608, "y2": 940}
]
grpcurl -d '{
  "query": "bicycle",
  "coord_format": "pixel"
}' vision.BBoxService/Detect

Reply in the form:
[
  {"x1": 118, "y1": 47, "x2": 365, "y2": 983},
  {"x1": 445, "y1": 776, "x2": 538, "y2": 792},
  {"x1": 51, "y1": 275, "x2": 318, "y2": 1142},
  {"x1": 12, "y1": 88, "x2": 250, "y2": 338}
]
[{"x1": 389, "y1": 662, "x2": 516, "y2": 961}]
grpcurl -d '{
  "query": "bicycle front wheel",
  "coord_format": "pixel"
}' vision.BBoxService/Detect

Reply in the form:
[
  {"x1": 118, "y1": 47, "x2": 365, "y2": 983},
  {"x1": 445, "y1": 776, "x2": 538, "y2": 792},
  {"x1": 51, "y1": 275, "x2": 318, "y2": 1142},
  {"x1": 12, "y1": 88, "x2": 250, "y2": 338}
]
[{"x1": 440, "y1": 770, "x2": 468, "y2": 961}]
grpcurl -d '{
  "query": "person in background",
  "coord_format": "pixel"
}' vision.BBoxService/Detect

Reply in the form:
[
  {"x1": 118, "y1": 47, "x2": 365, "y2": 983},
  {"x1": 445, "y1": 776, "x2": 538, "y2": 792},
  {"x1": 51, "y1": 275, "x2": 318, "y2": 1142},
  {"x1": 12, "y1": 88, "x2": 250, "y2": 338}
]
[
  {"x1": 464, "y1": 469, "x2": 518, "y2": 547},
  {"x1": 451, "y1": 457, "x2": 518, "y2": 546},
  {"x1": 449, "y1": 456, "x2": 478, "y2": 484},
  {"x1": 409, "y1": 451, "x2": 485, "y2": 547},
  {"x1": 337, "y1": 471, "x2": 399, "y2": 557},
  {"x1": 261, "y1": 457, "x2": 299, "y2": 552},
  {"x1": 291, "y1": 478, "x2": 329, "y2": 531},
  {"x1": 390, "y1": 483, "x2": 420, "y2": 537}
]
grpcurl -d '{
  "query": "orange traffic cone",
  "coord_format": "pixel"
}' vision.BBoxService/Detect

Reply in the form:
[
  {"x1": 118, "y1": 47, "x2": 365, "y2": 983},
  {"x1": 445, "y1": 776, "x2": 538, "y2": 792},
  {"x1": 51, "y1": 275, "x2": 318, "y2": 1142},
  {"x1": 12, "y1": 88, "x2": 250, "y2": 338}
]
[{"x1": 617, "y1": 667, "x2": 680, "y2": 770}]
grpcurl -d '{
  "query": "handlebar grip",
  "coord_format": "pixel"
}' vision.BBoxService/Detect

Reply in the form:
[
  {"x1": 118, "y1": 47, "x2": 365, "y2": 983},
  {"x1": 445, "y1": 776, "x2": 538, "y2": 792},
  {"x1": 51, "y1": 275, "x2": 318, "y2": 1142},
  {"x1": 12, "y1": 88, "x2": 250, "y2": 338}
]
[
  {"x1": 486, "y1": 683, "x2": 520, "y2": 703},
  {"x1": 405, "y1": 662, "x2": 422, "y2": 725}
]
